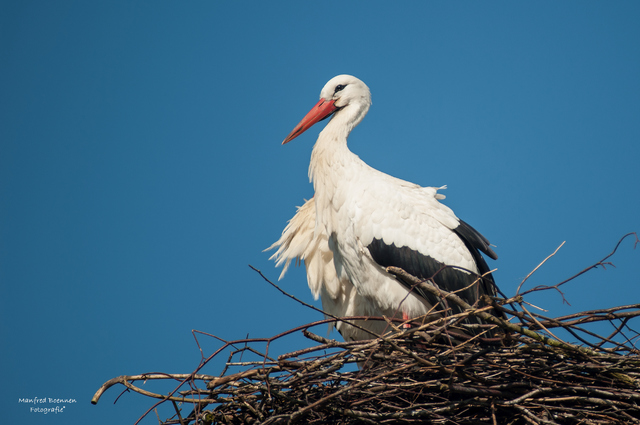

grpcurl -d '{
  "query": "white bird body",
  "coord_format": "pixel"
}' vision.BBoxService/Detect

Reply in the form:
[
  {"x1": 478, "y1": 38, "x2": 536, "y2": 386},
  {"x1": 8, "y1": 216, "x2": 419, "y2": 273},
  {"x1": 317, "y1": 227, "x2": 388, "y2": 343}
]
[
  {"x1": 267, "y1": 198, "x2": 391, "y2": 341},
  {"x1": 271, "y1": 75, "x2": 499, "y2": 340}
]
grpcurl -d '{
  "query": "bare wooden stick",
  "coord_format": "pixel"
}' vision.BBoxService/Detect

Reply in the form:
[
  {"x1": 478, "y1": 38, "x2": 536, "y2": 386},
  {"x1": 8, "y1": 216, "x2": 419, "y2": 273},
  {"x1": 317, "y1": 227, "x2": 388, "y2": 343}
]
[{"x1": 91, "y1": 233, "x2": 640, "y2": 425}]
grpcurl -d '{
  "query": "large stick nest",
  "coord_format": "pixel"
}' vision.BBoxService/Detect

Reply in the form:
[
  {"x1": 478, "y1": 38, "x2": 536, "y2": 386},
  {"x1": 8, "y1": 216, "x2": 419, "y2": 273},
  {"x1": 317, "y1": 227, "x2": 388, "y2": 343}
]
[{"x1": 92, "y1": 234, "x2": 640, "y2": 424}]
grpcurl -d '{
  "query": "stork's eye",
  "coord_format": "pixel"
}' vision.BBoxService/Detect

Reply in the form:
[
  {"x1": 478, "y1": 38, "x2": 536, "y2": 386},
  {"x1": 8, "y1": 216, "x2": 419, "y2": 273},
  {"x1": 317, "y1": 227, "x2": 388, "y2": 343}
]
[{"x1": 334, "y1": 84, "x2": 346, "y2": 94}]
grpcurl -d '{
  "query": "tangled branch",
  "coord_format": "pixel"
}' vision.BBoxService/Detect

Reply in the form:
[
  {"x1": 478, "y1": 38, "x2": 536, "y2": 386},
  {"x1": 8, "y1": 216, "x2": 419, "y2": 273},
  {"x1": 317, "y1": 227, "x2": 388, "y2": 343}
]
[{"x1": 92, "y1": 233, "x2": 639, "y2": 424}]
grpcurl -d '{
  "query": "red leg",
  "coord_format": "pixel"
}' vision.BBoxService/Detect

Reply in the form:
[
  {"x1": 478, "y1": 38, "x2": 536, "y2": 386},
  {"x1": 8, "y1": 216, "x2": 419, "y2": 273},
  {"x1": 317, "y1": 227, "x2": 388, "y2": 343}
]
[{"x1": 402, "y1": 311, "x2": 411, "y2": 329}]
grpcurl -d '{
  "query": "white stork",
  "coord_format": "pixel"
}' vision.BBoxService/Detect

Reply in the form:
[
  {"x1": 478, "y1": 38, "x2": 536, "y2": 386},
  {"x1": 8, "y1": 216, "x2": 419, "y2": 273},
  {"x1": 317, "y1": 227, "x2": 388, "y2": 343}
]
[{"x1": 271, "y1": 74, "x2": 499, "y2": 339}]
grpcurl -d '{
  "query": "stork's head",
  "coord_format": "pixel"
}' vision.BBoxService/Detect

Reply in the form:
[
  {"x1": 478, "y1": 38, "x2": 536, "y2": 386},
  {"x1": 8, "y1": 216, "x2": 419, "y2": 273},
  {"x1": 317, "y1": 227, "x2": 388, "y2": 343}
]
[{"x1": 283, "y1": 75, "x2": 372, "y2": 144}]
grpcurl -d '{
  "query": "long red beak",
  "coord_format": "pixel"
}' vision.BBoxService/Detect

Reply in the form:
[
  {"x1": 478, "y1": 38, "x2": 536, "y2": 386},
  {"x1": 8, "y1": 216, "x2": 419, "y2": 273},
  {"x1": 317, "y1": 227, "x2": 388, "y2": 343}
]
[{"x1": 282, "y1": 98, "x2": 338, "y2": 144}]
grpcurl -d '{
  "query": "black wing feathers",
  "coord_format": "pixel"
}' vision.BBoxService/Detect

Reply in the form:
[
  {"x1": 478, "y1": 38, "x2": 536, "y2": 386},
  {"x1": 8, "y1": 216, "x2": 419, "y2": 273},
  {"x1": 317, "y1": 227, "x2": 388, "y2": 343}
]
[
  {"x1": 366, "y1": 219, "x2": 499, "y2": 327},
  {"x1": 455, "y1": 219, "x2": 498, "y2": 260}
]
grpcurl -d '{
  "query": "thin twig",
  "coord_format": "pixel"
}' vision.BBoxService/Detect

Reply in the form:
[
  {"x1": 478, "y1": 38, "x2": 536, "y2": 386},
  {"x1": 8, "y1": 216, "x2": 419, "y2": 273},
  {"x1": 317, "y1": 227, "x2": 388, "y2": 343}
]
[{"x1": 91, "y1": 233, "x2": 640, "y2": 425}]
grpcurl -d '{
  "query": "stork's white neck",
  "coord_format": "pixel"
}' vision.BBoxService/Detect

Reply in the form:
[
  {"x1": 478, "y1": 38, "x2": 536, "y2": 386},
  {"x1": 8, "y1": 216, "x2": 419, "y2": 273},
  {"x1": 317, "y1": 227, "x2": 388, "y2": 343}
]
[
  {"x1": 309, "y1": 118, "x2": 355, "y2": 188},
  {"x1": 308, "y1": 97, "x2": 371, "y2": 185},
  {"x1": 307, "y1": 99, "x2": 373, "y2": 238}
]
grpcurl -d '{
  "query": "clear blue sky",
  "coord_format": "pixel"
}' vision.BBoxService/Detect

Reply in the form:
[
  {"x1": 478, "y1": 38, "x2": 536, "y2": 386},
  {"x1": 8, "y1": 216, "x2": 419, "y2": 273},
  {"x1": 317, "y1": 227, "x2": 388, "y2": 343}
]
[{"x1": 2, "y1": 2, "x2": 639, "y2": 423}]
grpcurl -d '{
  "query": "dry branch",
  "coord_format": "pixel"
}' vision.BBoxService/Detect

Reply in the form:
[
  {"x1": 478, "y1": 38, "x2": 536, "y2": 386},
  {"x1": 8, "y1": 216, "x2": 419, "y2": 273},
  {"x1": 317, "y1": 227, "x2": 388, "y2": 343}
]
[{"x1": 92, "y1": 233, "x2": 639, "y2": 424}]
